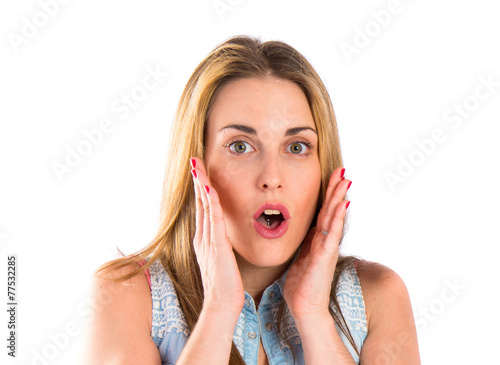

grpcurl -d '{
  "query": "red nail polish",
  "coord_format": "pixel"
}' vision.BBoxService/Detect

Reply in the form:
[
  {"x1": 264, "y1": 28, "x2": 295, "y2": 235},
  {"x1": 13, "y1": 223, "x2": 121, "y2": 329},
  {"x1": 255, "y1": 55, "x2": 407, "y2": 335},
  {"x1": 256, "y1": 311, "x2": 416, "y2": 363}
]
[
  {"x1": 191, "y1": 169, "x2": 197, "y2": 178},
  {"x1": 190, "y1": 158, "x2": 196, "y2": 168},
  {"x1": 204, "y1": 185, "x2": 209, "y2": 194},
  {"x1": 347, "y1": 181, "x2": 352, "y2": 190},
  {"x1": 340, "y1": 168, "x2": 345, "y2": 179},
  {"x1": 346, "y1": 201, "x2": 351, "y2": 209}
]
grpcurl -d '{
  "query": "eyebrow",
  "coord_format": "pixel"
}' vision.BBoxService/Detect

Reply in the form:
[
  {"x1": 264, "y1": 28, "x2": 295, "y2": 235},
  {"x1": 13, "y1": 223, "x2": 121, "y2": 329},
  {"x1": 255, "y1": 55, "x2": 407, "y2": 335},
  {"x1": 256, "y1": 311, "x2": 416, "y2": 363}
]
[{"x1": 218, "y1": 124, "x2": 318, "y2": 136}]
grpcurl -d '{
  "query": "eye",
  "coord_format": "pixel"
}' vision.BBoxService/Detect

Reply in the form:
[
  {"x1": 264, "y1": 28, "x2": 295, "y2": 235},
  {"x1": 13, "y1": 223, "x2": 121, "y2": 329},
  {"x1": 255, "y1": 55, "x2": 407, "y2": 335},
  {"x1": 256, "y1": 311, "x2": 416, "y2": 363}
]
[
  {"x1": 286, "y1": 141, "x2": 311, "y2": 154},
  {"x1": 228, "y1": 141, "x2": 254, "y2": 154}
]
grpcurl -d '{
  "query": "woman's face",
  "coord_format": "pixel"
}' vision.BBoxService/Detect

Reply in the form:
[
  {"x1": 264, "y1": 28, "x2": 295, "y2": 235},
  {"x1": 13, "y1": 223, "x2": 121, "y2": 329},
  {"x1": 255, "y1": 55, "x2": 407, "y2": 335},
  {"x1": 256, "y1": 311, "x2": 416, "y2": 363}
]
[{"x1": 204, "y1": 77, "x2": 321, "y2": 268}]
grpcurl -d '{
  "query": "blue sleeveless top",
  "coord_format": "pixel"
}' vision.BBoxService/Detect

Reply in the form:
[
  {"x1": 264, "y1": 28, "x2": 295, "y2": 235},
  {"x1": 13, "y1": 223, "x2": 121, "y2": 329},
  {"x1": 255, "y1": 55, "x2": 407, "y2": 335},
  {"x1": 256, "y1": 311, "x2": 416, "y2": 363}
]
[{"x1": 144, "y1": 257, "x2": 368, "y2": 364}]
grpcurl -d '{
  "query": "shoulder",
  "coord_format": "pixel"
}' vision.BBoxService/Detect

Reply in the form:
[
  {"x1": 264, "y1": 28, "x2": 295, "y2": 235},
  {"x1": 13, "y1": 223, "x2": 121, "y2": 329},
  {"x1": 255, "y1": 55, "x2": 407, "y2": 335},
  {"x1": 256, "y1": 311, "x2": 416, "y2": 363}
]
[
  {"x1": 85, "y1": 260, "x2": 158, "y2": 364},
  {"x1": 91, "y1": 260, "x2": 153, "y2": 329},
  {"x1": 355, "y1": 260, "x2": 412, "y2": 327},
  {"x1": 354, "y1": 260, "x2": 421, "y2": 362},
  {"x1": 93, "y1": 260, "x2": 152, "y2": 297},
  {"x1": 355, "y1": 260, "x2": 407, "y2": 293}
]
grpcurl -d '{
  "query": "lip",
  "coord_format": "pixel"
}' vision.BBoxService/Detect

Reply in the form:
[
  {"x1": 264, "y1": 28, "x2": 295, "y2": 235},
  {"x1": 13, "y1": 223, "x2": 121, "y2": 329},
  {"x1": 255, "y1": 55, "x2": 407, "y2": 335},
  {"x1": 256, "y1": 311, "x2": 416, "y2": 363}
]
[
  {"x1": 253, "y1": 220, "x2": 289, "y2": 239},
  {"x1": 252, "y1": 202, "x2": 290, "y2": 239},
  {"x1": 252, "y1": 203, "x2": 291, "y2": 220}
]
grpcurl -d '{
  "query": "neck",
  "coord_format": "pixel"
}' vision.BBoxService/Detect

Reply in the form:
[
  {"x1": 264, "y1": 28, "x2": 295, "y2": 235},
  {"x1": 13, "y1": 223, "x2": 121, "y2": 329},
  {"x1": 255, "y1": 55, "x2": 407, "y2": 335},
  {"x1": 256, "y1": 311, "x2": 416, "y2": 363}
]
[{"x1": 234, "y1": 251, "x2": 293, "y2": 306}]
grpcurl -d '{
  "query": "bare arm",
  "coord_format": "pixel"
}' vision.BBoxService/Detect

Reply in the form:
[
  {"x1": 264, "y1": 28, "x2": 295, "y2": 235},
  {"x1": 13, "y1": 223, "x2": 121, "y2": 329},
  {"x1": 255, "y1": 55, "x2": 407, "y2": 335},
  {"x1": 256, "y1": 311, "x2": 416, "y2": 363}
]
[
  {"x1": 84, "y1": 262, "x2": 161, "y2": 365},
  {"x1": 357, "y1": 261, "x2": 421, "y2": 364},
  {"x1": 176, "y1": 307, "x2": 241, "y2": 364},
  {"x1": 295, "y1": 312, "x2": 356, "y2": 364},
  {"x1": 295, "y1": 261, "x2": 421, "y2": 364}
]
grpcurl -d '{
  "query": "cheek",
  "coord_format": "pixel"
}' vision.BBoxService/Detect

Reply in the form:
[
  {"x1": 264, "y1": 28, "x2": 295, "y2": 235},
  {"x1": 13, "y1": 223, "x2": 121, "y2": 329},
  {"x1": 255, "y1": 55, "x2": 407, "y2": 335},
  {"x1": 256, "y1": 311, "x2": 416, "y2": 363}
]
[
  {"x1": 293, "y1": 163, "x2": 321, "y2": 193},
  {"x1": 208, "y1": 167, "x2": 233, "y2": 190},
  {"x1": 295, "y1": 166, "x2": 322, "y2": 215},
  {"x1": 208, "y1": 163, "x2": 248, "y2": 191},
  {"x1": 207, "y1": 165, "x2": 249, "y2": 216}
]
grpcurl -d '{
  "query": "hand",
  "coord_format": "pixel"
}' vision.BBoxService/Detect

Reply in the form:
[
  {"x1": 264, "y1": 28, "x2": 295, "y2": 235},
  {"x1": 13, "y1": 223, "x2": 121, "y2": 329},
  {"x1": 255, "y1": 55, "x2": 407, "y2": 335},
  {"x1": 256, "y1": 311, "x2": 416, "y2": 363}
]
[
  {"x1": 283, "y1": 167, "x2": 351, "y2": 322},
  {"x1": 190, "y1": 157, "x2": 245, "y2": 316}
]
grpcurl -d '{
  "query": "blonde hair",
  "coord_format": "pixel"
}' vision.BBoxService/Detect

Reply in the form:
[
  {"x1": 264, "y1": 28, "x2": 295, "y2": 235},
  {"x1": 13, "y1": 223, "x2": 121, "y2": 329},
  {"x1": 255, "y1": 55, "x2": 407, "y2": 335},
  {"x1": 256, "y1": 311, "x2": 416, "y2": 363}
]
[{"x1": 96, "y1": 35, "x2": 360, "y2": 363}]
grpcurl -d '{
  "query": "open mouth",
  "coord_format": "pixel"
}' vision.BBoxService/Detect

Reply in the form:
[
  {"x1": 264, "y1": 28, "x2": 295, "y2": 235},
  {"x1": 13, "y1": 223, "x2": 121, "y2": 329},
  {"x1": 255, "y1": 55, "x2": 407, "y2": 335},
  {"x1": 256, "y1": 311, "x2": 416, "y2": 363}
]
[
  {"x1": 252, "y1": 204, "x2": 290, "y2": 239},
  {"x1": 256, "y1": 211, "x2": 285, "y2": 230}
]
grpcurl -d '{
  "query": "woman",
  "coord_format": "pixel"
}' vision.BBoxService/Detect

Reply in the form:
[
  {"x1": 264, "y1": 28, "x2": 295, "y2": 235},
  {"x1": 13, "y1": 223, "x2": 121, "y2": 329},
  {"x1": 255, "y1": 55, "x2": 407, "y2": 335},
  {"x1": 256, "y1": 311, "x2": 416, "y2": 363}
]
[{"x1": 86, "y1": 35, "x2": 420, "y2": 364}]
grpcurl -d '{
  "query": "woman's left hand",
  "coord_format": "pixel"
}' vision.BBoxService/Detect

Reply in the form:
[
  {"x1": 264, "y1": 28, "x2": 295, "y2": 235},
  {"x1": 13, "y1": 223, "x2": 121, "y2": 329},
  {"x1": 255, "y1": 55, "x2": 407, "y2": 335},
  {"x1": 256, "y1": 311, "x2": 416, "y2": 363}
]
[{"x1": 283, "y1": 167, "x2": 351, "y2": 323}]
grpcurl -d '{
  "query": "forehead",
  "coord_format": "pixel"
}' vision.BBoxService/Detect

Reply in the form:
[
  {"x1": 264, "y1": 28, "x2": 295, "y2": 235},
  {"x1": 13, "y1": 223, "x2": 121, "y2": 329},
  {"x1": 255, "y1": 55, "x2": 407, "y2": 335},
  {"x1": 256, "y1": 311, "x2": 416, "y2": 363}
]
[{"x1": 206, "y1": 77, "x2": 315, "y2": 132}]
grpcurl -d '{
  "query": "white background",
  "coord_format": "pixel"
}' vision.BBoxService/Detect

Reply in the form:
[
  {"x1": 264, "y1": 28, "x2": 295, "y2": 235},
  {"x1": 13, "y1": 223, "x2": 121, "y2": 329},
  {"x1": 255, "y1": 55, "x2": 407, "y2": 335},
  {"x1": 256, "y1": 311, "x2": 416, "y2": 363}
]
[{"x1": 1, "y1": 0, "x2": 499, "y2": 364}]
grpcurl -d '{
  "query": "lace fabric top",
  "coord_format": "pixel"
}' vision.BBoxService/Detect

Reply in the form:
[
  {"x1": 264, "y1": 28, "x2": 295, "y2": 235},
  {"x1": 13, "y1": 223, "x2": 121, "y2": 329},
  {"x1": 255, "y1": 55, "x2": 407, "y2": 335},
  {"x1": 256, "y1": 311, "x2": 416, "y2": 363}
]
[{"x1": 139, "y1": 257, "x2": 368, "y2": 364}]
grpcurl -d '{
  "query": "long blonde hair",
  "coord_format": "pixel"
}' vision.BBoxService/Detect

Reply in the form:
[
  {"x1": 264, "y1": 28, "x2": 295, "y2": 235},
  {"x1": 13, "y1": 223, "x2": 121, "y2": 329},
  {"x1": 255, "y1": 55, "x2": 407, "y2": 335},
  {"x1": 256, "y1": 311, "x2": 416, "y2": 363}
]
[{"x1": 96, "y1": 35, "x2": 360, "y2": 363}]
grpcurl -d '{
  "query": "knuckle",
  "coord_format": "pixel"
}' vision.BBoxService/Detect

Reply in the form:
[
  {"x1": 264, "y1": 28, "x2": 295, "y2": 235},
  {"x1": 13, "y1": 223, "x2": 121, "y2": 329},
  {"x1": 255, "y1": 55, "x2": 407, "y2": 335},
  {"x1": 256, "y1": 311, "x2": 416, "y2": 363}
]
[
  {"x1": 331, "y1": 214, "x2": 344, "y2": 228},
  {"x1": 332, "y1": 189, "x2": 344, "y2": 200},
  {"x1": 322, "y1": 213, "x2": 332, "y2": 223},
  {"x1": 328, "y1": 176, "x2": 337, "y2": 188}
]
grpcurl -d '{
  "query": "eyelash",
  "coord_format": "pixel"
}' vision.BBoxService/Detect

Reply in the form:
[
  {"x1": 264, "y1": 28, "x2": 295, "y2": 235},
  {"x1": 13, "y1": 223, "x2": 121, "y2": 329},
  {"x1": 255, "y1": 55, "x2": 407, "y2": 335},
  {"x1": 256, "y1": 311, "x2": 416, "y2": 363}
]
[{"x1": 223, "y1": 139, "x2": 313, "y2": 156}]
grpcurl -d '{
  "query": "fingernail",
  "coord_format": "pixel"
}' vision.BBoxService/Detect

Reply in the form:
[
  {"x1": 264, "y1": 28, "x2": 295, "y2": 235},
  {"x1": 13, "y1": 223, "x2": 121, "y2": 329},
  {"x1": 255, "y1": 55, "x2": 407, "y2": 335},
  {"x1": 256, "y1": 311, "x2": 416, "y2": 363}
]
[
  {"x1": 204, "y1": 185, "x2": 209, "y2": 194},
  {"x1": 340, "y1": 168, "x2": 345, "y2": 179},
  {"x1": 191, "y1": 169, "x2": 197, "y2": 178},
  {"x1": 346, "y1": 201, "x2": 351, "y2": 210},
  {"x1": 347, "y1": 181, "x2": 352, "y2": 190},
  {"x1": 190, "y1": 158, "x2": 196, "y2": 168}
]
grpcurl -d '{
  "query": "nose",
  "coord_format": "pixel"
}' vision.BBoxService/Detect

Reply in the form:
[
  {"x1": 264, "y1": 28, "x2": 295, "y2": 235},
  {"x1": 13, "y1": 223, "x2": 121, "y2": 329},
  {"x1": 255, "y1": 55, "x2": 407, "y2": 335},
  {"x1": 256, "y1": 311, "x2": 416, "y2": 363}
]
[{"x1": 257, "y1": 154, "x2": 283, "y2": 191}]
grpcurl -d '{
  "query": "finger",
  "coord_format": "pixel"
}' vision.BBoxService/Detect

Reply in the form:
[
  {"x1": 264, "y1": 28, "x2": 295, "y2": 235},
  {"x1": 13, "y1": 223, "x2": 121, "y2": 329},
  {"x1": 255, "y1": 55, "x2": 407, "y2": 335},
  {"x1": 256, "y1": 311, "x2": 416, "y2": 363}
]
[
  {"x1": 322, "y1": 167, "x2": 345, "y2": 212},
  {"x1": 191, "y1": 159, "x2": 204, "y2": 229},
  {"x1": 191, "y1": 157, "x2": 229, "y2": 250},
  {"x1": 191, "y1": 158, "x2": 211, "y2": 251},
  {"x1": 191, "y1": 157, "x2": 209, "y2": 199},
  {"x1": 191, "y1": 156, "x2": 209, "y2": 179},
  {"x1": 204, "y1": 181, "x2": 229, "y2": 249},
  {"x1": 320, "y1": 178, "x2": 351, "y2": 233},
  {"x1": 323, "y1": 200, "x2": 350, "y2": 256},
  {"x1": 191, "y1": 169, "x2": 204, "y2": 256},
  {"x1": 318, "y1": 168, "x2": 343, "y2": 230}
]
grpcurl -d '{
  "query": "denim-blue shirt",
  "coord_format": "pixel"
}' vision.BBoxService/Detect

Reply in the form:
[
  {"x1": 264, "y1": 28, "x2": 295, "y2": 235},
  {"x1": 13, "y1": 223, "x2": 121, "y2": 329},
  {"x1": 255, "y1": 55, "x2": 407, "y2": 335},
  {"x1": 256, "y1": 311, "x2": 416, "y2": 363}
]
[{"x1": 145, "y1": 257, "x2": 368, "y2": 364}]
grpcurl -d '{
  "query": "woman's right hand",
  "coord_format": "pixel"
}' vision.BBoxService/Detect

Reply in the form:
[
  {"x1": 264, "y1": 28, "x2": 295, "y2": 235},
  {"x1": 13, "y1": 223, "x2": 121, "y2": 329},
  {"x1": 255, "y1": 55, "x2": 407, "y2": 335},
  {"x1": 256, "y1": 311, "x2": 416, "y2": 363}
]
[
  {"x1": 190, "y1": 157, "x2": 245, "y2": 316},
  {"x1": 175, "y1": 158, "x2": 245, "y2": 363}
]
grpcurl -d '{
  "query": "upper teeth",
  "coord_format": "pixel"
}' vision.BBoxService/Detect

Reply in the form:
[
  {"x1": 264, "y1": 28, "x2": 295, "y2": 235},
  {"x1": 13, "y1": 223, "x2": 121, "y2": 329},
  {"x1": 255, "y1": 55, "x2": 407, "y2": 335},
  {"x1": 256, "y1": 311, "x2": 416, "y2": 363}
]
[{"x1": 264, "y1": 209, "x2": 281, "y2": 215}]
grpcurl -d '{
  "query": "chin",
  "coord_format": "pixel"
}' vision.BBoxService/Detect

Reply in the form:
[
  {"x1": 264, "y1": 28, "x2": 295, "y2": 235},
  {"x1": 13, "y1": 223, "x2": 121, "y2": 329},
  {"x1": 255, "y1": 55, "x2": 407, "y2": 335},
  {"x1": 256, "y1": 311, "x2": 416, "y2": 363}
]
[{"x1": 233, "y1": 239, "x2": 299, "y2": 269}]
